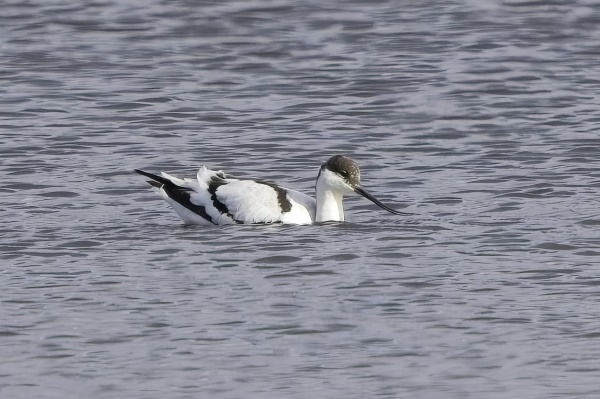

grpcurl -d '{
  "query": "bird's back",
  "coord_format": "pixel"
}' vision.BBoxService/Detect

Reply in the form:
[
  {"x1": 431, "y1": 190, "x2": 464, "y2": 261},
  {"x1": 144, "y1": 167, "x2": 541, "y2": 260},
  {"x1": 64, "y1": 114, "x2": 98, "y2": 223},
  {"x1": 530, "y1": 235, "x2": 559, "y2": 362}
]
[{"x1": 138, "y1": 166, "x2": 315, "y2": 225}]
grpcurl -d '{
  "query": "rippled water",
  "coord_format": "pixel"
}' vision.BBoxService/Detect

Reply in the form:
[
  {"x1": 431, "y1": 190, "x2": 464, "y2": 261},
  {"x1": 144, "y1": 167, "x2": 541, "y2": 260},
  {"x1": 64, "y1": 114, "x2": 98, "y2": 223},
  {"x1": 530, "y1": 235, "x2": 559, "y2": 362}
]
[{"x1": 2, "y1": 0, "x2": 600, "y2": 398}]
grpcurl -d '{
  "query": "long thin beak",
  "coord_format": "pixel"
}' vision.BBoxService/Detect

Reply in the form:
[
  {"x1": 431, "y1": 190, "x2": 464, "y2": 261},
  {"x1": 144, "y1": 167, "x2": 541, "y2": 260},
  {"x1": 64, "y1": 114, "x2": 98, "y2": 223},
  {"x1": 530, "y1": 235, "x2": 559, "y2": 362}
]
[{"x1": 354, "y1": 186, "x2": 412, "y2": 215}]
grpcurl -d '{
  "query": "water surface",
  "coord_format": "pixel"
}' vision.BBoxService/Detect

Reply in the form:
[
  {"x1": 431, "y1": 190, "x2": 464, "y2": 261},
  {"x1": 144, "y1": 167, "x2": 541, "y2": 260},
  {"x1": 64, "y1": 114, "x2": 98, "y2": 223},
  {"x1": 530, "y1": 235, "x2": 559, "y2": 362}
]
[{"x1": 1, "y1": 1, "x2": 600, "y2": 398}]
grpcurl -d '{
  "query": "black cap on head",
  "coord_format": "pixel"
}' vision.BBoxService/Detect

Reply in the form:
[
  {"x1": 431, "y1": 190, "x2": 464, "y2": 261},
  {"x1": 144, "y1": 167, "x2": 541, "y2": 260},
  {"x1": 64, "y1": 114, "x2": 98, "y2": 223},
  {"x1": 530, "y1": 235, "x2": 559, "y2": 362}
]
[{"x1": 322, "y1": 155, "x2": 360, "y2": 187}]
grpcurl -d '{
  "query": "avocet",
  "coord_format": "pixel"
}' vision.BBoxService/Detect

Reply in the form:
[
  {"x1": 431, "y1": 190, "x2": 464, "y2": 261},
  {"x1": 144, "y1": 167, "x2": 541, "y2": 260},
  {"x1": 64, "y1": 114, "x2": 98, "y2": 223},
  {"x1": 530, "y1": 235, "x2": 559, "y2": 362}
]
[{"x1": 135, "y1": 155, "x2": 409, "y2": 225}]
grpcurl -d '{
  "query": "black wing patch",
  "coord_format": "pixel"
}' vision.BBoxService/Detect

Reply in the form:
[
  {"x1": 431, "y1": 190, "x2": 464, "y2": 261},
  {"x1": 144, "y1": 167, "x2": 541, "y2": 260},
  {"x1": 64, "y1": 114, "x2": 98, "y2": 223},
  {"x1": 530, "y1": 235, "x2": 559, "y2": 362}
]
[
  {"x1": 255, "y1": 180, "x2": 292, "y2": 213},
  {"x1": 208, "y1": 176, "x2": 242, "y2": 223},
  {"x1": 134, "y1": 169, "x2": 215, "y2": 224}
]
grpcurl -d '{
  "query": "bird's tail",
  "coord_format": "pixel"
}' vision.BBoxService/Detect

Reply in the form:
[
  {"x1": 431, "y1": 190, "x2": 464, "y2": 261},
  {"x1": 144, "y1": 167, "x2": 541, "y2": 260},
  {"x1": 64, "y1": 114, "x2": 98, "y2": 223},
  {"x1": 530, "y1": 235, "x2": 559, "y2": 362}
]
[{"x1": 134, "y1": 169, "x2": 172, "y2": 188}]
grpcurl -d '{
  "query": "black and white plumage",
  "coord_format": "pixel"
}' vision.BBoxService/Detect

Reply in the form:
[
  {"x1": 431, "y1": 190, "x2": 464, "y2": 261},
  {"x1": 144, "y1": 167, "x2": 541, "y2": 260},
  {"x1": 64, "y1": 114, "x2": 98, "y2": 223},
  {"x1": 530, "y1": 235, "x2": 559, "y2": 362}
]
[{"x1": 135, "y1": 155, "x2": 408, "y2": 225}]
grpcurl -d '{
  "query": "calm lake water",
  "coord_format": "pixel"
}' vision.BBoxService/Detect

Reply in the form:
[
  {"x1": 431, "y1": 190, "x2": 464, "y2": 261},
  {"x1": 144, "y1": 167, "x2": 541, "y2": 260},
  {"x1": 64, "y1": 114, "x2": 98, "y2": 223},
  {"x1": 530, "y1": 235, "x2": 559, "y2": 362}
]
[{"x1": 1, "y1": 0, "x2": 600, "y2": 398}]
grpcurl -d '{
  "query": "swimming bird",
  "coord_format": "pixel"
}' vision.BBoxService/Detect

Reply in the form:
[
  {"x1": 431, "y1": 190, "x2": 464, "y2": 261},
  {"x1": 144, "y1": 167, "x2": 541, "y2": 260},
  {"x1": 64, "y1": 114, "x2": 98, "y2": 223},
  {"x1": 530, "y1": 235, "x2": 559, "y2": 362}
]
[{"x1": 134, "y1": 155, "x2": 409, "y2": 225}]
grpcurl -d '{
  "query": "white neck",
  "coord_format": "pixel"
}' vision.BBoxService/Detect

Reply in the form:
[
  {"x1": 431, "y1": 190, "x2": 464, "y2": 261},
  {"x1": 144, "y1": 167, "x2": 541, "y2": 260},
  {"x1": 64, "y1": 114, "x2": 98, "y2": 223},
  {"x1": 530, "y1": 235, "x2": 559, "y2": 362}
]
[{"x1": 315, "y1": 171, "x2": 345, "y2": 222}]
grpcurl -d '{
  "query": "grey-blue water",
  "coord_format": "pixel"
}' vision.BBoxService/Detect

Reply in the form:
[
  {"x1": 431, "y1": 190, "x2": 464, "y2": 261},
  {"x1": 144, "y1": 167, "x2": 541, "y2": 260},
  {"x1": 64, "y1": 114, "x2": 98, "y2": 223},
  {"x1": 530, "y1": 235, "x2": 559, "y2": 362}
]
[{"x1": 2, "y1": 1, "x2": 600, "y2": 398}]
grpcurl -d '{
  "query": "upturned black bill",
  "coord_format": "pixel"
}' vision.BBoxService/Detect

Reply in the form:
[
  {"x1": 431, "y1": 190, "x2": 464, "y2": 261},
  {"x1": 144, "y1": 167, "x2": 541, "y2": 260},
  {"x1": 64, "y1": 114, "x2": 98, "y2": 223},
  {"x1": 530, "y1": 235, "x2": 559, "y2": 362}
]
[{"x1": 354, "y1": 186, "x2": 412, "y2": 215}]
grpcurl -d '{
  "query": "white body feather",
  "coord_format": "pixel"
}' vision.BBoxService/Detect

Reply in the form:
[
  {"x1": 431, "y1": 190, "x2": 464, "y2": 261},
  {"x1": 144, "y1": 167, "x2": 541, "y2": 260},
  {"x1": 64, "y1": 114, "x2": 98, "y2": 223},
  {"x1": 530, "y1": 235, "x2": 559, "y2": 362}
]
[{"x1": 151, "y1": 166, "x2": 316, "y2": 225}]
